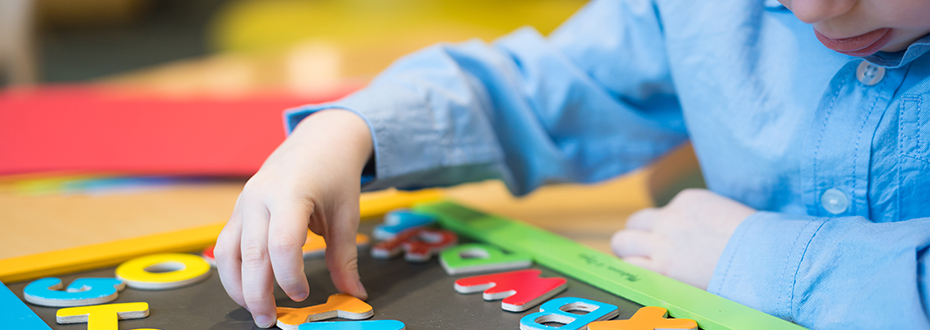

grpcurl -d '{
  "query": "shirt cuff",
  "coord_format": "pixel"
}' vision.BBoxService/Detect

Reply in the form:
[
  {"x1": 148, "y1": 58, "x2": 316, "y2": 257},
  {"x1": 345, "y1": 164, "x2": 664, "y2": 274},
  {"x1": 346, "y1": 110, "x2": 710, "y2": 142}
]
[{"x1": 707, "y1": 211, "x2": 826, "y2": 321}]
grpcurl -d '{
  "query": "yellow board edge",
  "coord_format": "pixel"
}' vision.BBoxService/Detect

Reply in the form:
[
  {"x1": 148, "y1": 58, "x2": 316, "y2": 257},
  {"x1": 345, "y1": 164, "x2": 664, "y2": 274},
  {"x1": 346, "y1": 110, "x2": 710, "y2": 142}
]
[
  {"x1": 0, "y1": 189, "x2": 441, "y2": 283},
  {"x1": 359, "y1": 189, "x2": 443, "y2": 219}
]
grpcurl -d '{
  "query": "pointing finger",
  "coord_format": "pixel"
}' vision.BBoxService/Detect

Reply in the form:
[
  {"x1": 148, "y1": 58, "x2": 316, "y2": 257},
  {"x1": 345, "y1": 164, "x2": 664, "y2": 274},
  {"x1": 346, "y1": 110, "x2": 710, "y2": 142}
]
[
  {"x1": 268, "y1": 201, "x2": 312, "y2": 302},
  {"x1": 323, "y1": 202, "x2": 367, "y2": 300}
]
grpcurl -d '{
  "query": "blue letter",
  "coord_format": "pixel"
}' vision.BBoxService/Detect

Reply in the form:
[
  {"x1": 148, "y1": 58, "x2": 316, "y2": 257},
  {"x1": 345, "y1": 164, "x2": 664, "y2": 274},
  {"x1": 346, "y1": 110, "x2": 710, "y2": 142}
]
[
  {"x1": 373, "y1": 209, "x2": 435, "y2": 240},
  {"x1": 520, "y1": 297, "x2": 618, "y2": 330},
  {"x1": 23, "y1": 277, "x2": 124, "y2": 307}
]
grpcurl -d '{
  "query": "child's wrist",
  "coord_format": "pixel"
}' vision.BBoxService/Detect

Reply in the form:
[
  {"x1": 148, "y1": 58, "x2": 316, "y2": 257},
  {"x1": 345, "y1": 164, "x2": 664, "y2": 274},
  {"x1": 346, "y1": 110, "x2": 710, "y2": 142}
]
[{"x1": 292, "y1": 108, "x2": 374, "y2": 172}]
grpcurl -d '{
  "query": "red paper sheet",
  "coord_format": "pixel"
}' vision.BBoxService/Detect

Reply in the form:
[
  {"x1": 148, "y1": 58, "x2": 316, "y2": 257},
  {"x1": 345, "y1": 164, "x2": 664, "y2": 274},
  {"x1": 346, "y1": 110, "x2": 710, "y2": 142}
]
[{"x1": 0, "y1": 86, "x2": 356, "y2": 176}]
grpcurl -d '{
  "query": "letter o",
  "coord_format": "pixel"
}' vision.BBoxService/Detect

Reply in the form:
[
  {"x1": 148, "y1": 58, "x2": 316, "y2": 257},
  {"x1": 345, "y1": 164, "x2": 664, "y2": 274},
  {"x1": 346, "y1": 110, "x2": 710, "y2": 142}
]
[{"x1": 116, "y1": 253, "x2": 210, "y2": 290}]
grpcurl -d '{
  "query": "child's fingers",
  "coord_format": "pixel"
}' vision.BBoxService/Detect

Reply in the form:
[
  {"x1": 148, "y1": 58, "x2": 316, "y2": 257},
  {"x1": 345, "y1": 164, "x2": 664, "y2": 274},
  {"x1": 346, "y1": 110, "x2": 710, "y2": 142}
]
[
  {"x1": 239, "y1": 204, "x2": 277, "y2": 328},
  {"x1": 621, "y1": 256, "x2": 656, "y2": 272},
  {"x1": 267, "y1": 201, "x2": 312, "y2": 302},
  {"x1": 610, "y1": 229, "x2": 656, "y2": 258},
  {"x1": 323, "y1": 202, "x2": 368, "y2": 301},
  {"x1": 625, "y1": 208, "x2": 658, "y2": 230},
  {"x1": 215, "y1": 212, "x2": 245, "y2": 308}
]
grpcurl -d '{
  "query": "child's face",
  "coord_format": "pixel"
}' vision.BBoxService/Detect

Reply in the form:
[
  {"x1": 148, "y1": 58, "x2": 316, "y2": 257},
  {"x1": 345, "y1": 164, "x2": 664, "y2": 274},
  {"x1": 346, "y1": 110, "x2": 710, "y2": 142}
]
[{"x1": 779, "y1": 0, "x2": 930, "y2": 56}]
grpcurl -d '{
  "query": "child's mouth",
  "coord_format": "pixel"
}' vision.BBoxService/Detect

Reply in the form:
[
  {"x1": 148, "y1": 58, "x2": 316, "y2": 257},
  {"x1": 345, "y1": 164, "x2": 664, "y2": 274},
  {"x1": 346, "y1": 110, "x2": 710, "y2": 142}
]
[{"x1": 814, "y1": 28, "x2": 893, "y2": 56}]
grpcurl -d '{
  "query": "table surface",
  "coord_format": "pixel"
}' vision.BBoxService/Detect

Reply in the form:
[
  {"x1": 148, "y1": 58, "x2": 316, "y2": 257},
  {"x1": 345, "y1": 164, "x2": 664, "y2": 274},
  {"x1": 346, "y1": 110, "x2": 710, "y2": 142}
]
[{"x1": 0, "y1": 172, "x2": 654, "y2": 260}]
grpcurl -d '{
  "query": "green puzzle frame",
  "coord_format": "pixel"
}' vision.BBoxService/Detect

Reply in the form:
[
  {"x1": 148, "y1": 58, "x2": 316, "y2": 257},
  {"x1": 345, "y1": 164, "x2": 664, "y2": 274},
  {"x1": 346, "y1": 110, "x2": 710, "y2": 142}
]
[{"x1": 414, "y1": 201, "x2": 806, "y2": 330}]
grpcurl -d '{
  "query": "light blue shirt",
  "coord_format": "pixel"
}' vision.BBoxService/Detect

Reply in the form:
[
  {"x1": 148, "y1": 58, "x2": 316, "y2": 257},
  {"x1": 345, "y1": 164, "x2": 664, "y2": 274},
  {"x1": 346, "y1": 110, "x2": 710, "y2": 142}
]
[{"x1": 285, "y1": 0, "x2": 930, "y2": 328}]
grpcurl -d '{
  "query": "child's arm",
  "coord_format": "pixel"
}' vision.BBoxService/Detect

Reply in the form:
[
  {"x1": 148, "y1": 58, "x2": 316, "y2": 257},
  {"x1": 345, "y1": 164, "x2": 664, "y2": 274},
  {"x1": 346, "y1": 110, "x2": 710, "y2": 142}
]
[
  {"x1": 709, "y1": 210, "x2": 930, "y2": 329},
  {"x1": 283, "y1": 0, "x2": 689, "y2": 196},
  {"x1": 214, "y1": 110, "x2": 372, "y2": 328},
  {"x1": 615, "y1": 188, "x2": 930, "y2": 329}
]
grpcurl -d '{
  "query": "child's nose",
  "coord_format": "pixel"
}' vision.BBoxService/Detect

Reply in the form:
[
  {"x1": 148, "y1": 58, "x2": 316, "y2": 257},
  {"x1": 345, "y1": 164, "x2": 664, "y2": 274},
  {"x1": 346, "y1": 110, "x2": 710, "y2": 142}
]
[{"x1": 782, "y1": 0, "x2": 857, "y2": 24}]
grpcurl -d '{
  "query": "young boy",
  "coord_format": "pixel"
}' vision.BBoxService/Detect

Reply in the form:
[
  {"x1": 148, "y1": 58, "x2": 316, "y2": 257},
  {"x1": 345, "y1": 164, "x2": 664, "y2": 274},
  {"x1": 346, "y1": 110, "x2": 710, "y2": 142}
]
[{"x1": 213, "y1": 0, "x2": 930, "y2": 328}]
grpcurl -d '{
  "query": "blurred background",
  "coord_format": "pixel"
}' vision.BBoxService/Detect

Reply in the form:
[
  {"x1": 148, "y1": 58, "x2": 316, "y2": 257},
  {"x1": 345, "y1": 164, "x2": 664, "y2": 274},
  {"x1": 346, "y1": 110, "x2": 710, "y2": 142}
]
[
  {"x1": 0, "y1": 0, "x2": 588, "y2": 188},
  {"x1": 0, "y1": 0, "x2": 588, "y2": 177},
  {"x1": 2, "y1": 0, "x2": 585, "y2": 87}
]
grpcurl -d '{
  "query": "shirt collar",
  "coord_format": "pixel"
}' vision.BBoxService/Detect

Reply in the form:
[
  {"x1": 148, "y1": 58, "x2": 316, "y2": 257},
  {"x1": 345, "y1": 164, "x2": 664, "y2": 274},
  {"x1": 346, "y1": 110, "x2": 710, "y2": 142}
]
[
  {"x1": 764, "y1": 0, "x2": 784, "y2": 9},
  {"x1": 862, "y1": 33, "x2": 930, "y2": 69}
]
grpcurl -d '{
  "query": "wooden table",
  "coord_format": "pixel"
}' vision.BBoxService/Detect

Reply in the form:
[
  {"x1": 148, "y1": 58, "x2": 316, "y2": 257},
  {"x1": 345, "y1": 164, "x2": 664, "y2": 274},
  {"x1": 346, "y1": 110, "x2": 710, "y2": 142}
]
[{"x1": 0, "y1": 171, "x2": 655, "y2": 260}]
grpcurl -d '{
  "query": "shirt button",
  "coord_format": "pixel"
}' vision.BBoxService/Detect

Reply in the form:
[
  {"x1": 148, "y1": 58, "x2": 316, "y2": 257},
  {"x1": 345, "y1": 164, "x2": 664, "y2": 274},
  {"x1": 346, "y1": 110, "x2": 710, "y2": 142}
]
[
  {"x1": 856, "y1": 60, "x2": 885, "y2": 86},
  {"x1": 821, "y1": 188, "x2": 849, "y2": 215}
]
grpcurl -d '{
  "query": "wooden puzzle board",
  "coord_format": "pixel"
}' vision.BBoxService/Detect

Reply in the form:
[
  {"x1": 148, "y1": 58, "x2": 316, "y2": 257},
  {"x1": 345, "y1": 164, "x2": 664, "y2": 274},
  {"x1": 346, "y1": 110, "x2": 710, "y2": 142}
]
[{"x1": 4, "y1": 217, "x2": 645, "y2": 329}]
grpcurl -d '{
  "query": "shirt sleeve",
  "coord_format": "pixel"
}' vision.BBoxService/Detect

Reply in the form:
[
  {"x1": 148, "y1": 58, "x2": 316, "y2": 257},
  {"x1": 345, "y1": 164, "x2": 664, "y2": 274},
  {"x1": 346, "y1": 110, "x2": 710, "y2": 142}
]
[
  {"x1": 708, "y1": 211, "x2": 930, "y2": 329},
  {"x1": 284, "y1": 0, "x2": 688, "y2": 195}
]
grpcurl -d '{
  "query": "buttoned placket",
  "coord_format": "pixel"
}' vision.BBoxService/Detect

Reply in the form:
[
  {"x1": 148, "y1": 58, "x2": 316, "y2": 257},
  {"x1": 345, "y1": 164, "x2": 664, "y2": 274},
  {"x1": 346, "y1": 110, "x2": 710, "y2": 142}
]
[{"x1": 801, "y1": 59, "x2": 905, "y2": 218}]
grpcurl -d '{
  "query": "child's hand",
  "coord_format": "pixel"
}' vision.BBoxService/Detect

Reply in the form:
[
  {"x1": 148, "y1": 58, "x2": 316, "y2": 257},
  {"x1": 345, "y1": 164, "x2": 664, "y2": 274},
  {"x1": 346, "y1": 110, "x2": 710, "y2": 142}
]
[
  {"x1": 213, "y1": 110, "x2": 373, "y2": 328},
  {"x1": 610, "y1": 189, "x2": 755, "y2": 289}
]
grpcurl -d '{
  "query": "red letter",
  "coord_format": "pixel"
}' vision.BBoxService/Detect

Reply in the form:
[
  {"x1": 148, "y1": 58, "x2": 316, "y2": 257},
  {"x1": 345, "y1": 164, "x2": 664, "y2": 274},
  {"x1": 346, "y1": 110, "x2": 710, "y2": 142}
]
[{"x1": 454, "y1": 269, "x2": 567, "y2": 312}]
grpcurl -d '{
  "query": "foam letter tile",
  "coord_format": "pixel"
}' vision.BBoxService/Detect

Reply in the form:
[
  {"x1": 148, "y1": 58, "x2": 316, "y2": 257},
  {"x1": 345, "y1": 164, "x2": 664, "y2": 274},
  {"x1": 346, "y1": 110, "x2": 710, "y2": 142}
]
[
  {"x1": 454, "y1": 269, "x2": 568, "y2": 312},
  {"x1": 276, "y1": 293, "x2": 374, "y2": 330},
  {"x1": 440, "y1": 243, "x2": 532, "y2": 275},
  {"x1": 587, "y1": 306, "x2": 697, "y2": 330},
  {"x1": 371, "y1": 227, "x2": 457, "y2": 262},
  {"x1": 298, "y1": 320, "x2": 406, "y2": 330},
  {"x1": 373, "y1": 209, "x2": 436, "y2": 240},
  {"x1": 202, "y1": 232, "x2": 370, "y2": 265},
  {"x1": 0, "y1": 280, "x2": 53, "y2": 329},
  {"x1": 116, "y1": 253, "x2": 211, "y2": 290},
  {"x1": 519, "y1": 297, "x2": 618, "y2": 330},
  {"x1": 23, "y1": 277, "x2": 125, "y2": 307},
  {"x1": 56, "y1": 302, "x2": 154, "y2": 330}
]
